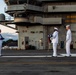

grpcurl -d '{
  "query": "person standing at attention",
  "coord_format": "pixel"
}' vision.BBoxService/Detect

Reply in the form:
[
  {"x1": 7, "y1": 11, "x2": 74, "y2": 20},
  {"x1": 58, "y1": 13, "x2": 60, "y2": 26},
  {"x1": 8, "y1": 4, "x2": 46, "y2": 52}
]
[
  {"x1": 0, "y1": 29, "x2": 4, "y2": 56},
  {"x1": 66, "y1": 25, "x2": 72, "y2": 57},
  {"x1": 51, "y1": 27, "x2": 58, "y2": 57}
]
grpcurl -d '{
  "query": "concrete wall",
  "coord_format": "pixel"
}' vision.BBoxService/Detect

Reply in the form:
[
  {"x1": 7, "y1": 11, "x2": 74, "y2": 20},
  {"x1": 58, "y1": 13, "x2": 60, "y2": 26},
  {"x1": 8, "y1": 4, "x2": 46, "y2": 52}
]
[
  {"x1": 17, "y1": 23, "x2": 76, "y2": 50},
  {"x1": 46, "y1": 26, "x2": 66, "y2": 49},
  {"x1": 71, "y1": 24, "x2": 76, "y2": 49},
  {"x1": 17, "y1": 26, "x2": 43, "y2": 49},
  {"x1": 28, "y1": 26, "x2": 43, "y2": 49}
]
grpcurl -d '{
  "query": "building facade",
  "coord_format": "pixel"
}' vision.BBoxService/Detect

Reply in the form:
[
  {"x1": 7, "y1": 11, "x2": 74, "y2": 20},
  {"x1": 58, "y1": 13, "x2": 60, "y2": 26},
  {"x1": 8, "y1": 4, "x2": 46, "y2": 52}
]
[{"x1": 3, "y1": 0, "x2": 76, "y2": 50}]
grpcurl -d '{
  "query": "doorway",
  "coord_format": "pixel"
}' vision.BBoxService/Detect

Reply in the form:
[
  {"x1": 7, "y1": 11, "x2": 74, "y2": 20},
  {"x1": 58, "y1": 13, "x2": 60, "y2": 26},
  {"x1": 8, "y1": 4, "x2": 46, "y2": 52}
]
[{"x1": 25, "y1": 37, "x2": 29, "y2": 49}]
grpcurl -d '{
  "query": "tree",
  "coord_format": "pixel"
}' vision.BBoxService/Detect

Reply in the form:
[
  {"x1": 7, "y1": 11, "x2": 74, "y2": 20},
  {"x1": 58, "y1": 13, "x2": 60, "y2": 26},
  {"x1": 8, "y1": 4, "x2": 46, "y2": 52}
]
[{"x1": 2, "y1": 39, "x2": 18, "y2": 47}]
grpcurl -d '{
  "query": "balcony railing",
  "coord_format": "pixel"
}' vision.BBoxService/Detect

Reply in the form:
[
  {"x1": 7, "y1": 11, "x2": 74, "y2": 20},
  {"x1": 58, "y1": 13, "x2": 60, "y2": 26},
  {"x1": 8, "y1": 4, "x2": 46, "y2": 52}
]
[
  {"x1": 14, "y1": 16, "x2": 62, "y2": 25},
  {"x1": 6, "y1": 4, "x2": 43, "y2": 12},
  {"x1": 48, "y1": 5, "x2": 76, "y2": 12},
  {"x1": 25, "y1": 4, "x2": 43, "y2": 12},
  {"x1": 6, "y1": 4, "x2": 25, "y2": 12},
  {"x1": 34, "y1": 16, "x2": 42, "y2": 24},
  {"x1": 43, "y1": 18, "x2": 62, "y2": 24}
]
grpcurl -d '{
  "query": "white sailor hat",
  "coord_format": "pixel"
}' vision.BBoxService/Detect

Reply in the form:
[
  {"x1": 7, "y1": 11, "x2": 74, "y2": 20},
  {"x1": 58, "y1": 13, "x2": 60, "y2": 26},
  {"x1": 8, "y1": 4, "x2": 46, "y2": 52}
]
[
  {"x1": 66, "y1": 25, "x2": 70, "y2": 27},
  {"x1": 54, "y1": 27, "x2": 58, "y2": 30}
]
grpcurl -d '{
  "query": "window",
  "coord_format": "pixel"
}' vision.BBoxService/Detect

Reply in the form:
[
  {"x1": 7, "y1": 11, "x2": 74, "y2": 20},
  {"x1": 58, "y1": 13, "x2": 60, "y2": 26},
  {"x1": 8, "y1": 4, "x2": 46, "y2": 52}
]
[{"x1": 30, "y1": 31, "x2": 35, "y2": 33}]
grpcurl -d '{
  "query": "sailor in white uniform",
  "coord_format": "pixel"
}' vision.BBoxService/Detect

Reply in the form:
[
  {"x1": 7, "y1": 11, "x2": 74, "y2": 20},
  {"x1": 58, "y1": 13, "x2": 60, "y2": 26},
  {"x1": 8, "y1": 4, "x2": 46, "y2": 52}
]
[
  {"x1": 0, "y1": 29, "x2": 4, "y2": 56},
  {"x1": 51, "y1": 27, "x2": 58, "y2": 57},
  {"x1": 66, "y1": 25, "x2": 72, "y2": 57}
]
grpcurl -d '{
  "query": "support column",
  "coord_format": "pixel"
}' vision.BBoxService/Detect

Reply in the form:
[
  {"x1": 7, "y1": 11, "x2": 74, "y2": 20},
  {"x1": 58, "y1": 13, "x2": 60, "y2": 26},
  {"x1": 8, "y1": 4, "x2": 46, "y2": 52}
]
[{"x1": 43, "y1": 26, "x2": 48, "y2": 50}]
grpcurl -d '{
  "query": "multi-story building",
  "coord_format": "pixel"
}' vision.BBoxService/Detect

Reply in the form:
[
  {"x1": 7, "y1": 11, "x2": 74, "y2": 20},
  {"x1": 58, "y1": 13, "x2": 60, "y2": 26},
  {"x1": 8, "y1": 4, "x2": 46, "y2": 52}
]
[{"x1": 2, "y1": 0, "x2": 76, "y2": 50}]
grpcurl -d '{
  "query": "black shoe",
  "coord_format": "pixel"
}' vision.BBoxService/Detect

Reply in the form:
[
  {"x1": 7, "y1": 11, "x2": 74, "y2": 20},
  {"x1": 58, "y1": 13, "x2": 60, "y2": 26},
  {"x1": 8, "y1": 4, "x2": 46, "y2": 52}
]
[
  {"x1": 65, "y1": 55, "x2": 71, "y2": 57},
  {"x1": 52, "y1": 56, "x2": 57, "y2": 57}
]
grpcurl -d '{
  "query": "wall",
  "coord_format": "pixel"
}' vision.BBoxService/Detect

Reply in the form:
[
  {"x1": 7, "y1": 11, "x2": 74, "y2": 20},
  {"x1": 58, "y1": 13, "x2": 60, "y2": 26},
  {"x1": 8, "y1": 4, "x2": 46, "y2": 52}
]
[
  {"x1": 17, "y1": 26, "x2": 43, "y2": 49},
  {"x1": 71, "y1": 24, "x2": 76, "y2": 49}
]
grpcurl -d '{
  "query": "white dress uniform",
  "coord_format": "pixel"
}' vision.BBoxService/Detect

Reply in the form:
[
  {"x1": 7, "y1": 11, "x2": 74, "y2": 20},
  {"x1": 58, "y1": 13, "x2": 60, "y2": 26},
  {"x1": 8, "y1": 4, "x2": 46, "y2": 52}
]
[
  {"x1": 0, "y1": 34, "x2": 2, "y2": 56},
  {"x1": 66, "y1": 29, "x2": 72, "y2": 56},
  {"x1": 52, "y1": 30, "x2": 58, "y2": 57}
]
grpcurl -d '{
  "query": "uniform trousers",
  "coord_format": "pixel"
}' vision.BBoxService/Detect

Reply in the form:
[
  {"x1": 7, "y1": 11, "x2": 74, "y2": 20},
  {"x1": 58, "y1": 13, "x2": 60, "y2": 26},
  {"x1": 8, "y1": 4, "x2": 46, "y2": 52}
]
[
  {"x1": 66, "y1": 41, "x2": 71, "y2": 56},
  {"x1": 0, "y1": 41, "x2": 2, "y2": 56},
  {"x1": 53, "y1": 43, "x2": 58, "y2": 56}
]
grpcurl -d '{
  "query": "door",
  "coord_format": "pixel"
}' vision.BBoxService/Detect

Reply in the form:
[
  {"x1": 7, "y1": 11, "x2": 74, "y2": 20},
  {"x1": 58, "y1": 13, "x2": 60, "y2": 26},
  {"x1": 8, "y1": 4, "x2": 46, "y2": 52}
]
[{"x1": 25, "y1": 37, "x2": 29, "y2": 49}]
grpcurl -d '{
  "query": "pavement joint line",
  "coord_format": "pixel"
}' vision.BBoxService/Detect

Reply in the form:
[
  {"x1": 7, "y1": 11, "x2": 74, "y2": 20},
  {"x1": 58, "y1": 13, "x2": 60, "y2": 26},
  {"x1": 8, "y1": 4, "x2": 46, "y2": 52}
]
[
  {"x1": 1, "y1": 53, "x2": 76, "y2": 58},
  {"x1": 0, "y1": 62, "x2": 76, "y2": 65}
]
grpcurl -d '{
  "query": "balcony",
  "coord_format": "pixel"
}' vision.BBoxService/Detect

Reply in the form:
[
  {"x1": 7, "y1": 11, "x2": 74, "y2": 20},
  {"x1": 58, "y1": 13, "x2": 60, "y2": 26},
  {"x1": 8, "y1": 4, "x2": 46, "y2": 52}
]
[
  {"x1": 43, "y1": 18, "x2": 62, "y2": 25},
  {"x1": 29, "y1": 16, "x2": 62, "y2": 25},
  {"x1": 25, "y1": 4, "x2": 43, "y2": 12},
  {"x1": 14, "y1": 16, "x2": 42, "y2": 24},
  {"x1": 14, "y1": 16, "x2": 62, "y2": 25},
  {"x1": 34, "y1": 16, "x2": 42, "y2": 24},
  {"x1": 47, "y1": 5, "x2": 76, "y2": 13},
  {"x1": 6, "y1": 4, "x2": 43, "y2": 13},
  {"x1": 6, "y1": 4, "x2": 25, "y2": 12},
  {"x1": 14, "y1": 17, "x2": 29, "y2": 23}
]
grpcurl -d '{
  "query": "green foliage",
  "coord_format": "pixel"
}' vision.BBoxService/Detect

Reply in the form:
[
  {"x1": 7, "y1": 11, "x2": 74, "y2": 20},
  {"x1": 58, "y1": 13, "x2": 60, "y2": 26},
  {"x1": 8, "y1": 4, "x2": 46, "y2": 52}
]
[{"x1": 2, "y1": 39, "x2": 18, "y2": 47}]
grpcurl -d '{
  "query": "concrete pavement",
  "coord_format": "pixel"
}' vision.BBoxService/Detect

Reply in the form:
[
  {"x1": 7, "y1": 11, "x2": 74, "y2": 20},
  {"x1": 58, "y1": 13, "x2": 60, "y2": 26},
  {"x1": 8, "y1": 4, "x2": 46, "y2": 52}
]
[{"x1": 0, "y1": 49, "x2": 76, "y2": 75}]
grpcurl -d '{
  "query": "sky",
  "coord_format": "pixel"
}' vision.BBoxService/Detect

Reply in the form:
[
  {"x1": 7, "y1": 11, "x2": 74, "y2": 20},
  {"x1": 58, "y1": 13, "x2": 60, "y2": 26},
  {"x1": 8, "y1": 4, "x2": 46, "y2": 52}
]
[{"x1": 0, "y1": 0, "x2": 17, "y2": 33}]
